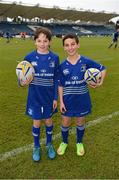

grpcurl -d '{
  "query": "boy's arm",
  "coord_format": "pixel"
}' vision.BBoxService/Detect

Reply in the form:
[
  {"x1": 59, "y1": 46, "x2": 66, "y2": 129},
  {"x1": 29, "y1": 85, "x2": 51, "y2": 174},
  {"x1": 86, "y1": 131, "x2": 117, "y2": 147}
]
[
  {"x1": 54, "y1": 58, "x2": 60, "y2": 101},
  {"x1": 58, "y1": 86, "x2": 66, "y2": 113},
  {"x1": 99, "y1": 69, "x2": 107, "y2": 86},
  {"x1": 53, "y1": 57, "x2": 59, "y2": 111},
  {"x1": 58, "y1": 86, "x2": 63, "y2": 104}
]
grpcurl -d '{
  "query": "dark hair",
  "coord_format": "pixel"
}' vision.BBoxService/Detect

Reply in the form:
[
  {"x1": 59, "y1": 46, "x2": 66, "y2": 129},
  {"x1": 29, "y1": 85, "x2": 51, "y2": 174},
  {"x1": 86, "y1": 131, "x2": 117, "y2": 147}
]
[
  {"x1": 34, "y1": 27, "x2": 52, "y2": 41},
  {"x1": 62, "y1": 33, "x2": 79, "y2": 46}
]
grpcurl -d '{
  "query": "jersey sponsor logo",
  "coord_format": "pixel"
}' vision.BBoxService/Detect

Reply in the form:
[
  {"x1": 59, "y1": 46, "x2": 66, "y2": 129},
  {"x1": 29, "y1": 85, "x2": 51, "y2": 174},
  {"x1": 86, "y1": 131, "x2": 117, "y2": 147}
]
[
  {"x1": 63, "y1": 68, "x2": 70, "y2": 75},
  {"x1": 65, "y1": 79, "x2": 85, "y2": 85},
  {"x1": 71, "y1": 76, "x2": 78, "y2": 80},
  {"x1": 40, "y1": 69, "x2": 46, "y2": 73},
  {"x1": 34, "y1": 73, "x2": 54, "y2": 77},
  {"x1": 49, "y1": 61, "x2": 55, "y2": 67},
  {"x1": 31, "y1": 61, "x2": 38, "y2": 66},
  {"x1": 80, "y1": 64, "x2": 86, "y2": 72}
]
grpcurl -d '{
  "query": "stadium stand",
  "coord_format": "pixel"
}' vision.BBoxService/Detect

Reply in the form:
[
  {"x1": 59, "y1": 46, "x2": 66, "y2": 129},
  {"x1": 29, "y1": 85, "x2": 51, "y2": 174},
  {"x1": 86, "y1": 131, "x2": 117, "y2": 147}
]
[
  {"x1": 0, "y1": 2, "x2": 118, "y2": 22},
  {"x1": 0, "y1": 1, "x2": 117, "y2": 37},
  {"x1": 0, "y1": 22, "x2": 33, "y2": 36}
]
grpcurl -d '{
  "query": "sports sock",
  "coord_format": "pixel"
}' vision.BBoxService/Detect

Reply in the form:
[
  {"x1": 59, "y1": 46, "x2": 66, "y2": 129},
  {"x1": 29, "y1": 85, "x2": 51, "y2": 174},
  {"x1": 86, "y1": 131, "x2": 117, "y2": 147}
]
[
  {"x1": 61, "y1": 126, "x2": 69, "y2": 144},
  {"x1": 32, "y1": 126, "x2": 40, "y2": 148},
  {"x1": 76, "y1": 125, "x2": 85, "y2": 143},
  {"x1": 46, "y1": 125, "x2": 53, "y2": 146},
  {"x1": 115, "y1": 43, "x2": 117, "y2": 48}
]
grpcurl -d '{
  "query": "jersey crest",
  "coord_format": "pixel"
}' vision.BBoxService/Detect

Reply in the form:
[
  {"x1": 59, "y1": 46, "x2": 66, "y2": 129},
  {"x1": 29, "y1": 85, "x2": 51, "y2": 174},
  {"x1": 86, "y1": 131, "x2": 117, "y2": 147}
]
[
  {"x1": 80, "y1": 64, "x2": 86, "y2": 72},
  {"x1": 49, "y1": 61, "x2": 55, "y2": 67}
]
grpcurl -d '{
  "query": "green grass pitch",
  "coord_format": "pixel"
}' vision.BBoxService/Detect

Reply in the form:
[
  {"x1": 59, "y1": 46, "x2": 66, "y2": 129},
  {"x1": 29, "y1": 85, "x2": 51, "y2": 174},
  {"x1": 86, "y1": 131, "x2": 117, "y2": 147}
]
[{"x1": 0, "y1": 36, "x2": 119, "y2": 179}]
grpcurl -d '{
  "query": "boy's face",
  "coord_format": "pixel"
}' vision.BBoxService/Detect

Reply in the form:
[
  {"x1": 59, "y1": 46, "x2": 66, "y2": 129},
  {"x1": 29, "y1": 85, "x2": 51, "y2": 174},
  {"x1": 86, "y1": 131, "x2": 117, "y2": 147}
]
[
  {"x1": 63, "y1": 38, "x2": 80, "y2": 56},
  {"x1": 35, "y1": 33, "x2": 51, "y2": 53}
]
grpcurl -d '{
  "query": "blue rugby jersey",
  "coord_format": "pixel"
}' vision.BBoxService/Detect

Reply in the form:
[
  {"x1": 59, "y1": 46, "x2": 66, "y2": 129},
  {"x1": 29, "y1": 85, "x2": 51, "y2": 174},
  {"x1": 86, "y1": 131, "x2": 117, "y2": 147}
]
[
  {"x1": 24, "y1": 50, "x2": 59, "y2": 109},
  {"x1": 59, "y1": 55, "x2": 106, "y2": 115}
]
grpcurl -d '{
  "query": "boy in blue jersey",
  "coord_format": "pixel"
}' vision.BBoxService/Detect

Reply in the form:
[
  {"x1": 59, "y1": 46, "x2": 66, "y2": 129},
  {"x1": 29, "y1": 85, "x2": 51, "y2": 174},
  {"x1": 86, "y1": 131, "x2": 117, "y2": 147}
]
[
  {"x1": 57, "y1": 34, "x2": 106, "y2": 156},
  {"x1": 108, "y1": 29, "x2": 119, "y2": 49},
  {"x1": 23, "y1": 27, "x2": 59, "y2": 162}
]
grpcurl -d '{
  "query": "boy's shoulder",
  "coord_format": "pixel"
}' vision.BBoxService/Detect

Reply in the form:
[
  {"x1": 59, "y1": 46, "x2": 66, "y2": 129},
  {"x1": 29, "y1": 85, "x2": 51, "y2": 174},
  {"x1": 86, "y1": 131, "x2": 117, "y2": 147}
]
[
  {"x1": 60, "y1": 56, "x2": 90, "y2": 64},
  {"x1": 60, "y1": 59, "x2": 67, "y2": 67},
  {"x1": 80, "y1": 55, "x2": 94, "y2": 63},
  {"x1": 80, "y1": 55, "x2": 89, "y2": 61},
  {"x1": 24, "y1": 50, "x2": 36, "y2": 60},
  {"x1": 49, "y1": 51, "x2": 59, "y2": 59}
]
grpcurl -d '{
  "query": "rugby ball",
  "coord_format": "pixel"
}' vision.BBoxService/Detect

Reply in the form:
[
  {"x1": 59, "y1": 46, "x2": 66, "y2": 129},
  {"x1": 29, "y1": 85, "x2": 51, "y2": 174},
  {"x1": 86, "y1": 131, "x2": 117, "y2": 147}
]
[
  {"x1": 16, "y1": 61, "x2": 35, "y2": 86},
  {"x1": 84, "y1": 68, "x2": 101, "y2": 86}
]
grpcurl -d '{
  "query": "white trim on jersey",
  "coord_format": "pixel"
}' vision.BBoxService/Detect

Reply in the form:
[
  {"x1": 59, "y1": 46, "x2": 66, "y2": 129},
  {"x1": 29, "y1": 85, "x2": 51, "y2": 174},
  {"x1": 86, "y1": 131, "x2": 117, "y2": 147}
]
[
  {"x1": 63, "y1": 85, "x2": 88, "y2": 96},
  {"x1": 31, "y1": 77, "x2": 54, "y2": 86}
]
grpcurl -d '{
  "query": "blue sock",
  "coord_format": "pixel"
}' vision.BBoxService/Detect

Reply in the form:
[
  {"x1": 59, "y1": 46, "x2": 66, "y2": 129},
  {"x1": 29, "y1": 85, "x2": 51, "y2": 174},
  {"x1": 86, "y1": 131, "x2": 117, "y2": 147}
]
[
  {"x1": 61, "y1": 126, "x2": 69, "y2": 144},
  {"x1": 46, "y1": 125, "x2": 53, "y2": 146},
  {"x1": 32, "y1": 126, "x2": 40, "y2": 148},
  {"x1": 76, "y1": 125, "x2": 85, "y2": 143}
]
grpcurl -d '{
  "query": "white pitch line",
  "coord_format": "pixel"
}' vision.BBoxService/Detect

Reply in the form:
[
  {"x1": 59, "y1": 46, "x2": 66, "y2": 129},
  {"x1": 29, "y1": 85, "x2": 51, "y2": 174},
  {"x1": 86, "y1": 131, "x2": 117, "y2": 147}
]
[{"x1": 0, "y1": 111, "x2": 119, "y2": 162}]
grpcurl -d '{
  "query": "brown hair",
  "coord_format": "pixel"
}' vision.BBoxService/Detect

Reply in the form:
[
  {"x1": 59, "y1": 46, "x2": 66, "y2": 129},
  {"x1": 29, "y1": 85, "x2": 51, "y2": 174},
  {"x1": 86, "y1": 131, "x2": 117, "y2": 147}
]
[
  {"x1": 34, "y1": 27, "x2": 52, "y2": 41},
  {"x1": 62, "y1": 33, "x2": 79, "y2": 46}
]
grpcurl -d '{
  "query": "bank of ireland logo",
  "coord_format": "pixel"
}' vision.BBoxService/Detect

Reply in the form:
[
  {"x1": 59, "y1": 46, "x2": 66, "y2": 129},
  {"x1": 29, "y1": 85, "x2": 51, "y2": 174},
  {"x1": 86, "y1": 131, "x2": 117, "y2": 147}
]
[
  {"x1": 40, "y1": 69, "x2": 46, "y2": 73},
  {"x1": 71, "y1": 76, "x2": 78, "y2": 80},
  {"x1": 63, "y1": 69, "x2": 70, "y2": 75}
]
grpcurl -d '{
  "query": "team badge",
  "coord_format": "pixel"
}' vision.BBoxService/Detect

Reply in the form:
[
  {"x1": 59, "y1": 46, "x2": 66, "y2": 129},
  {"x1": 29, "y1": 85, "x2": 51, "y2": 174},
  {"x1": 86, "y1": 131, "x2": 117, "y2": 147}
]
[
  {"x1": 49, "y1": 61, "x2": 55, "y2": 67},
  {"x1": 80, "y1": 64, "x2": 86, "y2": 72}
]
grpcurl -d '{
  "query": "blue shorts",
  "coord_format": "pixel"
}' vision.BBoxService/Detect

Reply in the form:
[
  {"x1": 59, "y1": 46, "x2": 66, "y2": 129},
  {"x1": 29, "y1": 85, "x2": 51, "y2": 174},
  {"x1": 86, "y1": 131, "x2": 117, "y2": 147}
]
[
  {"x1": 26, "y1": 106, "x2": 57, "y2": 120},
  {"x1": 62, "y1": 109, "x2": 91, "y2": 117}
]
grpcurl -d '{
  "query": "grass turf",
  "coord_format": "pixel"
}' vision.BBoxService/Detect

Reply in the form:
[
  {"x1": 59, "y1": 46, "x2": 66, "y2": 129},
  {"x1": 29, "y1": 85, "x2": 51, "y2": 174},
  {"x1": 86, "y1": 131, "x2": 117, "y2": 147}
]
[{"x1": 0, "y1": 36, "x2": 119, "y2": 179}]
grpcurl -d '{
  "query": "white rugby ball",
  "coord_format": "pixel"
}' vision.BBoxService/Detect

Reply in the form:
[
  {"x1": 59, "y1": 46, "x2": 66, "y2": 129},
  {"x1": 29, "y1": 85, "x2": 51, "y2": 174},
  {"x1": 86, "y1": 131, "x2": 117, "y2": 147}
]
[
  {"x1": 84, "y1": 68, "x2": 101, "y2": 86},
  {"x1": 16, "y1": 61, "x2": 35, "y2": 86}
]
